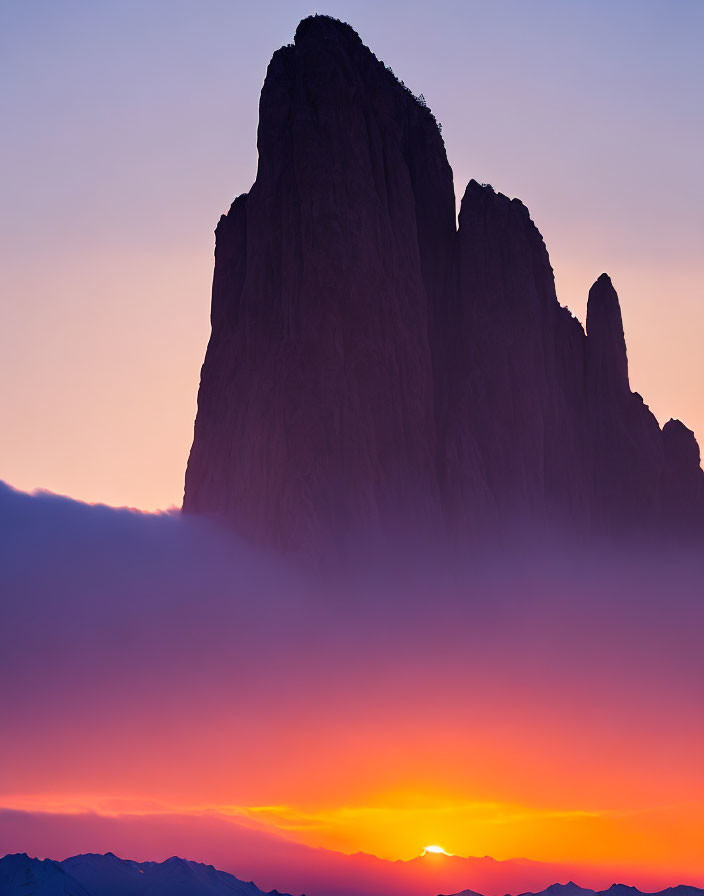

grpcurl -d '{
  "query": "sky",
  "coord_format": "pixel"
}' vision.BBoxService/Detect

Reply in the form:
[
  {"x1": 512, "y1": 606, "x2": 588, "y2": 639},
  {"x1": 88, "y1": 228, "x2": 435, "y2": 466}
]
[
  {"x1": 1, "y1": 482, "x2": 703, "y2": 893},
  {"x1": 1, "y1": 0, "x2": 703, "y2": 510}
]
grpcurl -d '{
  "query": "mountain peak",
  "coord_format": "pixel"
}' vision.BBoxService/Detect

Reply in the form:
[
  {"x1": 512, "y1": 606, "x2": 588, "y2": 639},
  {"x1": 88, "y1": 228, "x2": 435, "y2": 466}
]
[
  {"x1": 184, "y1": 14, "x2": 455, "y2": 552},
  {"x1": 603, "y1": 886, "x2": 639, "y2": 894},
  {"x1": 586, "y1": 273, "x2": 630, "y2": 398},
  {"x1": 294, "y1": 14, "x2": 363, "y2": 47},
  {"x1": 518, "y1": 882, "x2": 596, "y2": 896},
  {"x1": 663, "y1": 418, "x2": 701, "y2": 468},
  {"x1": 273, "y1": 13, "x2": 442, "y2": 131}
]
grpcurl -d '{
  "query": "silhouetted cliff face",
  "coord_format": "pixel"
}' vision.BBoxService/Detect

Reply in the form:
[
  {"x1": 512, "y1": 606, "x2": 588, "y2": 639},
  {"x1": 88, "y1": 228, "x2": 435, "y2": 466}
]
[
  {"x1": 447, "y1": 181, "x2": 592, "y2": 527},
  {"x1": 586, "y1": 274, "x2": 630, "y2": 401},
  {"x1": 661, "y1": 419, "x2": 704, "y2": 527},
  {"x1": 585, "y1": 274, "x2": 665, "y2": 525},
  {"x1": 184, "y1": 16, "x2": 455, "y2": 551},
  {"x1": 184, "y1": 15, "x2": 704, "y2": 550}
]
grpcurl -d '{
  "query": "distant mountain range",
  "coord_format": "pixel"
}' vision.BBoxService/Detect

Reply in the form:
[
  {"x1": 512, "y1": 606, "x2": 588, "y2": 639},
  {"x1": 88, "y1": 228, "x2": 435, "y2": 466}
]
[
  {"x1": 2, "y1": 853, "x2": 702, "y2": 896},
  {"x1": 0, "y1": 852, "x2": 297, "y2": 896},
  {"x1": 514, "y1": 885, "x2": 704, "y2": 896}
]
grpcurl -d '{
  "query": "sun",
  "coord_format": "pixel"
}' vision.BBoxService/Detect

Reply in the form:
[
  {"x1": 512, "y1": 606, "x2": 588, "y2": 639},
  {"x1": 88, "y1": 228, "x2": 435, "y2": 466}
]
[{"x1": 423, "y1": 845, "x2": 451, "y2": 856}]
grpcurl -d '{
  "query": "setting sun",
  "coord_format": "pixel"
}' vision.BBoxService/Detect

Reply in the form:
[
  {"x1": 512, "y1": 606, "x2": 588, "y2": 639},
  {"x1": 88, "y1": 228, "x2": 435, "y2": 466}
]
[{"x1": 423, "y1": 845, "x2": 451, "y2": 856}]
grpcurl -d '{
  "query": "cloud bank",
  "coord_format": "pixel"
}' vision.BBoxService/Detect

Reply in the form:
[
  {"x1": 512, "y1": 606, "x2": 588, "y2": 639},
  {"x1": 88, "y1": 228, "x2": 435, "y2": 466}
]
[{"x1": 1, "y1": 481, "x2": 703, "y2": 893}]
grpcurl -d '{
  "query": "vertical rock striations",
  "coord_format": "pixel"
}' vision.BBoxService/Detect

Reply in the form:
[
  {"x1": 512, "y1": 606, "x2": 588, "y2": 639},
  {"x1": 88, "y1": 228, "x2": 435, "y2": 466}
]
[
  {"x1": 184, "y1": 15, "x2": 704, "y2": 551},
  {"x1": 184, "y1": 16, "x2": 455, "y2": 552},
  {"x1": 585, "y1": 274, "x2": 665, "y2": 525},
  {"x1": 447, "y1": 181, "x2": 592, "y2": 528}
]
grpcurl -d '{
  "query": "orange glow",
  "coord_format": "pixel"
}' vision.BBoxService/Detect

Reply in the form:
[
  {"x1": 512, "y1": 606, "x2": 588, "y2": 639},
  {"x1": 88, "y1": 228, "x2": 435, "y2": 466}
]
[{"x1": 2, "y1": 790, "x2": 703, "y2": 879}]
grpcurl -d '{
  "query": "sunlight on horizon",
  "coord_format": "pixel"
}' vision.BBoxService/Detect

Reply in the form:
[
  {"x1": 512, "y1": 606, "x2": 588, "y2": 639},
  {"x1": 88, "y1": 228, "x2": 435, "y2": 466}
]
[{"x1": 424, "y1": 845, "x2": 451, "y2": 856}]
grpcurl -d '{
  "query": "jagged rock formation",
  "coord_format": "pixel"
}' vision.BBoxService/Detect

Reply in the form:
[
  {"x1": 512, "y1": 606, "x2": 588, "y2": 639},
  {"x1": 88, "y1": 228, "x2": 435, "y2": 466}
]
[{"x1": 184, "y1": 15, "x2": 704, "y2": 551}]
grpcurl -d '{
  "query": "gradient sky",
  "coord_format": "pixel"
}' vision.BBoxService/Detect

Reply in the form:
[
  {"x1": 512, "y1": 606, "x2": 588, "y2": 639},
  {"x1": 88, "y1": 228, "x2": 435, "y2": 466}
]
[
  {"x1": 1, "y1": 0, "x2": 703, "y2": 509},
  {"x1": 1, "y1": 484, "x2": 703, "y2": 890}
]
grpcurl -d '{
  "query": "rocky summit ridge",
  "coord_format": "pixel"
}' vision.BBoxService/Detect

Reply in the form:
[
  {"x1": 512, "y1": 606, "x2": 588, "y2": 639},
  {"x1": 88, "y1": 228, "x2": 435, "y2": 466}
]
[{"x1": 183, "y1": 14, "x2": 704, "y2": 553}]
